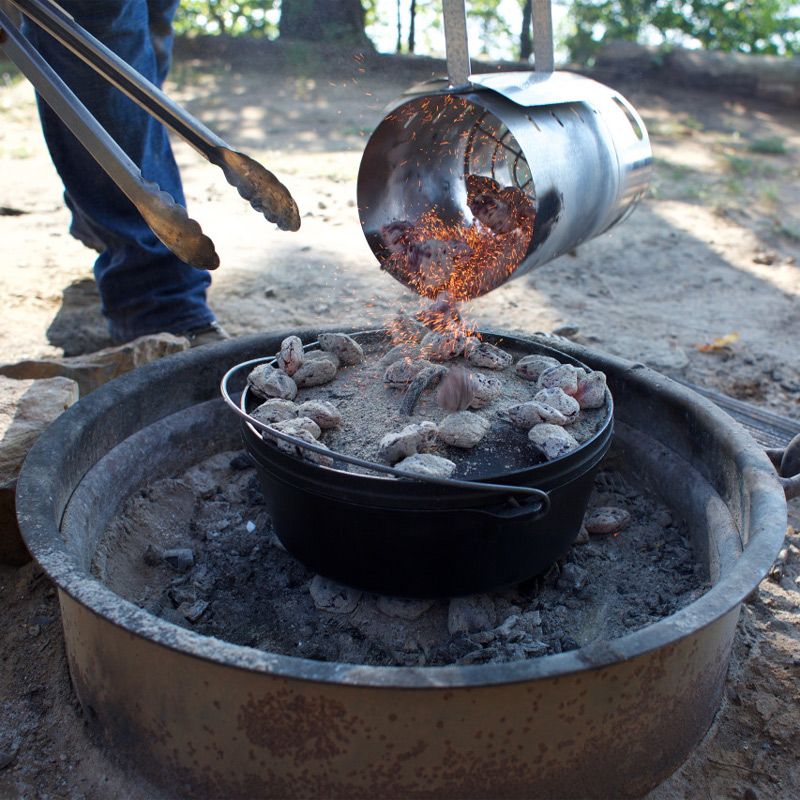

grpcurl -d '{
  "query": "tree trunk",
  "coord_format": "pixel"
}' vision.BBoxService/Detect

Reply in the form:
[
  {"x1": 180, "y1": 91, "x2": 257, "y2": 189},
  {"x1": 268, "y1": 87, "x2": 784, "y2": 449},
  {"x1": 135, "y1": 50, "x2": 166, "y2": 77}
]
[
  {"x1": 279, "y1": 0, "x2": 368, "y2": 43},
  {"x1": 408, "y1": 0, "x2": 416, "y2": 53},
  {"x1": 396, "y1": 0, "x2": 402, "y2": 52},
  {"x1": 520, "y1": 0, "x2": 532, "y2": 60}
]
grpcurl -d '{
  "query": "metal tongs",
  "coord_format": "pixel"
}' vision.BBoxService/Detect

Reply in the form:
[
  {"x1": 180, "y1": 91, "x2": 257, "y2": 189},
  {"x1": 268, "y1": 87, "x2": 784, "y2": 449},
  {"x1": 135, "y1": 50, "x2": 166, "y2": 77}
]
[{"x1": 0, "y1": 0, "x2": 300, "y2": 269}]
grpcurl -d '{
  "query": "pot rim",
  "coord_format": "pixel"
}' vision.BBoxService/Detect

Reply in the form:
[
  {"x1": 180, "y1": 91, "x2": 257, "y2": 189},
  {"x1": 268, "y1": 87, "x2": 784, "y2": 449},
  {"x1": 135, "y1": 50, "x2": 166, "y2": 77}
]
[{"x1": 15, "y1": 329, "x2": 788, "y2": 689}]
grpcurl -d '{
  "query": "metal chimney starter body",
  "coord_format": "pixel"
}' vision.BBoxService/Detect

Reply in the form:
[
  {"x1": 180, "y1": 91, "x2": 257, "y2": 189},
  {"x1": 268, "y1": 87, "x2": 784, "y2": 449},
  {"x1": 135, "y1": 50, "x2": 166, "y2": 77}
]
[{"x1": 357, "y1": 2, "x2": 652, "y2": 299}]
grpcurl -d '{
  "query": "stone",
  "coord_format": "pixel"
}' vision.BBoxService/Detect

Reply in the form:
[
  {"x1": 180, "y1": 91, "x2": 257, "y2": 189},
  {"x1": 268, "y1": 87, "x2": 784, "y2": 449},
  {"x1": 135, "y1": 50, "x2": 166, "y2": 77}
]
[
  {"x1": 1, "y1": 375, "x2": 79, "y2": 565},
  {"x1": 557, "y1": 563, "x2": 589, "y2": 591},
  {"x1": 251, "y1": 398, "x2": 297, "y2": 425},
  {"x1": 465, "y1": 341, "x2": 513, "y2": 370},
  {"x1": 384, "y1": 358, "x2": 436, "y2": 386},
  {"x1": 293, "y1": 357, "x2": 337, "y2": 388},
  {"x1": 309, "y1": 575, "x2": 361, "y2": 614},
  {"x1": 318, "y1": 333, "x2": 364, "y2": 366},
  {"x1": 584, "y1": 507, "x2": 632, "y2": 535},
  {"x1": 515, "y1": 354, "x2": 560, "y2": 382},
  {"x1": 468, "y1": 373, "x2": 503, "y2": 409},
  {"x1": 276, "y1": 335, "x2": 304, "y2": 376},
  {"x1": 163, "y1": 548, "x2": 194, "y2": 573},
  {"x1": 528, "y1": 424, "x2": 579, "y2": 460},
  {"x1": 248, "y1": 364, "x2": 298, "y2": 400},
  {"x1": 533, "y1": 387, "x2": 580, "y2": 423},
  {"x1": 376, "y1": 596, "x2": 435, "y2": 621},
  {"x1": 504, "y1": 400, "x2": 567, "y2": 429},
  {"x1": 437, "y1": 412, "x2": 491, "y2": 448},
  {"x1": 574, "y1": 371, "x2": 608, "y2": 410},
  {"x1": 295, "y1": 400, "x2": 341, "y2": 430},
  {"x1": 537, "y1": 364, "x2": 580, "y2": 395},
  {"x1": 395, "y1": 453, "x2": 457, "y2": 479},
  {"x1": 448, "y1": 595, "x2": 497, "y2": 635},
  {"x1": 0, "y1": 332, "x2": 189, "y2": 396},
  {"x1": 378, "y1": 422, "x2": 438, "y2": 464}
]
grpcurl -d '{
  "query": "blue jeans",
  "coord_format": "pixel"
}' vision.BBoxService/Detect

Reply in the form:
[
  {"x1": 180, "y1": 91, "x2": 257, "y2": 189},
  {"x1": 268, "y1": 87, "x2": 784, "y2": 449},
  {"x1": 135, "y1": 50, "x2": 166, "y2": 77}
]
[{"x1": 23, "y1": 0, "x2": 216, "y2": 341}]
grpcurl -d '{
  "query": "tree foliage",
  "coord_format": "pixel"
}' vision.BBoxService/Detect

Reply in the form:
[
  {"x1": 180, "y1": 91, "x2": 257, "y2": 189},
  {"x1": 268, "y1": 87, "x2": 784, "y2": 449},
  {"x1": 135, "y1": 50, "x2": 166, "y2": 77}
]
[
  {"x1": 174, "y1": 0, "x2": 278, "y2": 37},
  {"x1": 566, "y1": 0, "x2": 800, "y2": 63}
]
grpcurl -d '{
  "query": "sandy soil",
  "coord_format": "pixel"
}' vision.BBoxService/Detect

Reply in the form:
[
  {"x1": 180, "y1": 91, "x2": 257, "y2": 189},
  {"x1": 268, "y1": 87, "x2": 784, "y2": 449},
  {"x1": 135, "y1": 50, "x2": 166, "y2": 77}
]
[{"x1": 1, "y1": 41, "x2": 798, "y2": 798}]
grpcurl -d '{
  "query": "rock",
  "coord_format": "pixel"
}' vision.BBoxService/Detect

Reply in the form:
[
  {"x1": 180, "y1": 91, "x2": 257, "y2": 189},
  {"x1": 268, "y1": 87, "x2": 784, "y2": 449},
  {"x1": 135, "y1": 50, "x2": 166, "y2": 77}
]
[
  {"x1": 528, "y1": 424, "x2": 579, "y2": 460},
  {"x1": 395, "y1": 453, "x2": 456, "y2": 479},
  {"x1": 0, "y1": 332, "x2": 189, "y2": 396},
  {"x1": 384, "y1": 358, "x2": 435, "y2": 386},
  {"x1": 437, "y1": 366, "x2": 474, "y2": 411},
  {"x1": 465, "y1": 341, "x2": 513, "y2": 370},
  {"x1": 504, "y1": 401, "x2": 567, "y2": 429},
  {"x1": 276, "y1": 335, "x2": 304, "y2": 376},
  {"x1": 248, "y1": 364, "x2": 298, "y2": 400},
  {"x1": 293, "y1": 357, "x2": 337, "y2": 388},
  {"x1": 270, "y1": 416, "x2": 321, "y2": 440},
  {"x1": 574, "y1": 370, "x2": 608, "y2": 410},
  {"x1": 295, "y1": 400, "x2": 341, "y2": 429},
  {"x1": 537, "y1": 364, "x2": 580, "y2": 395},
  {"x1": 515, "y1": 354, "x2": 560, "y2": 382},
  {"x1": 309, "y1": 575, "x2": 361, "y2": 614},
  {"x1": 1, "y1": 375, "x2": 79, "y2": 565},
  {"x1": 251, "y1": 398, "x2": 297, "y2": 425},
  {"x1": 468, "y1": 373, "x2": 503, "y2": 409},
  {"x1": 376, "y1": 596, "x2": 435, "y2": 620},
  {"x1": 318, "y1": 333, "x2": 364, "y2": 366},
  {"x1": 420, "y1": 330, "x2": 466, "y2": 361},
  {"x1": 448, "y1": 595, "x2": 497, "y2": 635},
  {"x1": 438, "y1": 411, "x2": 491, "y2": 448},
  {"x1": 557, "y1": 563, "x2": 589, "y2": 591},
  {"x1": 378, "y1": 421, "x2": 438, "y2": 464},
  {"x1": 584, "y1": 507, "x2": 632, "y2": 535},
  {"x1": 533, "y1": 387, "x2": 580, "y2": 422},
  {"x1": 163, "y1": 548, "x2": 194, "y2": 573}
]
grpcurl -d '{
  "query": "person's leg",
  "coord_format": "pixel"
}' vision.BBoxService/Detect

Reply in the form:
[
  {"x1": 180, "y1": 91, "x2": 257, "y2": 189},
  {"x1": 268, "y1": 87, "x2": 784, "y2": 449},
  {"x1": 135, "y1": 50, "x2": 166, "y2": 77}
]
[{"x1": 23, "y1": 0, "x2": 216, "y2": 341}]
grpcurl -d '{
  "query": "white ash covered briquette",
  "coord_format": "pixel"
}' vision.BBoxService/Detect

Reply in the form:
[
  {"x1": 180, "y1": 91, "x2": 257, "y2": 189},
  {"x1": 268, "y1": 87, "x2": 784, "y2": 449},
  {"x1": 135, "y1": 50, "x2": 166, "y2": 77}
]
[
  {"x1": 248, "y1": 364, "x2": 298, "y2": 400},
  {"x1": 296, "y1": 400, "x2": 341, "y2": 430},
  {"x1": 468, "y1": 373, "x2": 503, "y2": 409},
  {"x1": 276, "y1": 335, "x2": 303, "y2": 377},
  {"x1": 537, "y1": 363, "x2": 580, "y2": 395},
  {"x1": 293, "y1": 357, "x2": 337, "y2": 389},
  {"x1": 378, "y1": 421, "x2": 438, "y2": 464},
  {"x1": 574, "y1": 370, "x2": 608, "y2": 410},
  {"x1": 438, "y1": 411, "x2": 491, "y2": 449},
  {"x1": 394, "y1": 453, "x2": 457, "y2": 479},
  {"x1": 384, "y1": 357, "x2": 436, "y2": 386},
  {"x1": 533, "y1": 387, "x2": 580, "y2": 423},
  {"x1": 318, "y1": 333, "x2": 364, "y2": 366},
  {"x1": 381, "y1": 343, "x2": 419, "y2": 366},
  {"x1": 251, "y1": 398, "x2": 297, "y2": 425},
  {"x1": 503, "y1": 400, "x2": 568, "y2": 430},
  {"x1": 420, "y1": 330, "x2": 467, "y2": 361},
  {"x1": 515, "y1": 354, "x2": 560, "y2": 382},
  {"x1": 266, "y1": 425, "x2": 333, "y2": 467},
  {"x1": 305, "y1": 349, "x2": 340, "y2": 368},
  {"x1": 437, "y1": 366, "x2": 474, "y2": 412},
  {"x1": 528, "y1": 423, "x2": 579, "y2": 460},
  {"x1": 584, "y1": 507, "x2": 631, "y2": 535},
  {"x1": 269, "y1": 416, "x2": 322, "y2": 440},
  {"x1": 465, "y1": 340, "x2": 513, "y2": 371}
]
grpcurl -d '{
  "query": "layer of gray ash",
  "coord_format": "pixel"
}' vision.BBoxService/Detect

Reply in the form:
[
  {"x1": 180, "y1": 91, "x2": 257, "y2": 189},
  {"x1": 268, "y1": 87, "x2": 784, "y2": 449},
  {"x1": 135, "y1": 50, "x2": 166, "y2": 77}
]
[{"x1": 92, "y1": 451, "x2": 709, "y2": 668}]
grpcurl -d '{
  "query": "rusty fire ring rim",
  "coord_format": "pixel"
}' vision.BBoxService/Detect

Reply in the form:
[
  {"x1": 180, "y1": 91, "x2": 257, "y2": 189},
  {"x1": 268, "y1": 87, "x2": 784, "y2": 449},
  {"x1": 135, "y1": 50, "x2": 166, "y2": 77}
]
[{"x1": 15, "y1": 329, "x2": 788, "y2": 689}]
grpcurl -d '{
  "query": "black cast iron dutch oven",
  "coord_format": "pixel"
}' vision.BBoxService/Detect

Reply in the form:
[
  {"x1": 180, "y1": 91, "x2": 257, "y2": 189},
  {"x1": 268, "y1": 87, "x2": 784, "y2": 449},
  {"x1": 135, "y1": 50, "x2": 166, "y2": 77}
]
[{"x1": 221, "y1": 331, "x2": 613, "y2": 598}]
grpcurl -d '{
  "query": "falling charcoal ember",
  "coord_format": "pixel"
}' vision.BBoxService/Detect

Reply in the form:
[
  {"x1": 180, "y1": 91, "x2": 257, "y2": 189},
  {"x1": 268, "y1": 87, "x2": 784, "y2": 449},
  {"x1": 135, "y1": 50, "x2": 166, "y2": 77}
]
[
  {"x1": 295, "y1": 400, "x2": 341, "y2": 430},
  {"x1": 409, "y1": 238, "x2": 473, "y2": 293},
  {"x1": 388, "y1": 312, "x2": 428, "y2": 344},
  {"x1": 437, "y1": 411, "x2": 491, "y2": 448},
  {"x1": 584, "y1": 507, "x2": 632, "y2": 535},
  {"x1": 318, "y1": 333, "x2": 364, "y2": 366},
  {"x1": 380, "y1": 220, "x2": 413, "y2": 255},
  {"x1": 400, "y1": 364, "x2": 447, "y2": 416},
  {"x1": 248, "y1": 364, "x2": 298, "y2": 400},
  {"x1": 515, "y1": 354, "x2": 560, "y2": 382},
  {"x1": 384, "y1": 357, "x2": 436, "y2": 386},
  {"x1": 502, "y1": 400, "x2": 567, "y2": 429},
  {"x1": 378, "y1": 421, "x2": 438, "y2": 464},
  {"x1": 468, "y1": 373, "x2": 503, "y2": 409},
  {"x1": 574, "y1": 370, "x2": 608, "y2": 410},
  {"x1": 420, "y1": 330, "x2": 467, "y2": 361},
  {"x1": 251, "y1": 398, "x2": 297, "y2": 425},
  {"x1": 537, "y1": 363, "x2": 580, "y2": 395},
  {"x1": 416, "y1": 292, "x2": 462, "y2": 332},
  {"x1": 276, "y1": 335, "x2": 303, "y2": 376},
  {"x1": 395, "y1": 453, "x2": 457, "y2": 479},
  {"x1": 533, "y1": 388, "x2": 580, "y2": 423},
  {"x1": 466, "y1": 174, "x2": 536, "y2": 235},
  {"x1": 437, "y1": 366, "x2": 474, "y2": 412},
  {"x1": 528, "y1": 423, "x2": 579, "y2": 460},
  {"x1": 465, "y1": 341, "x2": 513, "y2": 370},
  {"x1": 293, "y1": 357, "x2": 337, "y2": 388}
]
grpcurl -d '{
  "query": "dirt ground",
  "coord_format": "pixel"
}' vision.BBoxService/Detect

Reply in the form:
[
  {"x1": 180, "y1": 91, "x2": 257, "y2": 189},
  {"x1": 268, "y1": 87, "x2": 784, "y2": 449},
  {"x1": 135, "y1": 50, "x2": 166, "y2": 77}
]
[{"x1": 1, "y1": 40, "x2": 799, "y2": 799}]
